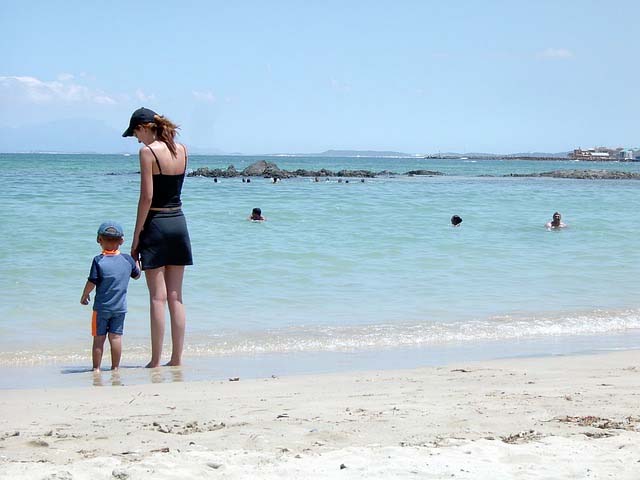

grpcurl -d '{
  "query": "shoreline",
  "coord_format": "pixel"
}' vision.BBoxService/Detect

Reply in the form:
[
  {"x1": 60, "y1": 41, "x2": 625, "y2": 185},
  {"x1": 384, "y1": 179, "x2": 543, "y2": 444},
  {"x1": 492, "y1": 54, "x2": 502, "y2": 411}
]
[
  {"x1": 1, "y1": 349, "x2": 639, "y2": 478},
  {"x1": 2, "y1": 329, "x2": 640, "y2": 390}
]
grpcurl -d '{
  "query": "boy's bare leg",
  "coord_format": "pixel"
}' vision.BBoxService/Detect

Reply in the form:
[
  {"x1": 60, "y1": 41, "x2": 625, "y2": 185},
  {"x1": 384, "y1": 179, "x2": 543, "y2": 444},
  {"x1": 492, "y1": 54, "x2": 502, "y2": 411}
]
[
  {"x1": 108, "y1": 333, "x2": 122, "y2": 370},
  {"x1": 145, "y1": 267, "x2": 167, "y2": 368},
  {"x1": 92, "y1": 335, "x2": 106, "y2": 371}
]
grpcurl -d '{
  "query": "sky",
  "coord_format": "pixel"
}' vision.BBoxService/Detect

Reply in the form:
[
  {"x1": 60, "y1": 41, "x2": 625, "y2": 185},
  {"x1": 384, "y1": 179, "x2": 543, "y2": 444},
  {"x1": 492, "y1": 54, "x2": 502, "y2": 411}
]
[{"x1": 0, "y1": 0, "x2": 638, "y2": 154}]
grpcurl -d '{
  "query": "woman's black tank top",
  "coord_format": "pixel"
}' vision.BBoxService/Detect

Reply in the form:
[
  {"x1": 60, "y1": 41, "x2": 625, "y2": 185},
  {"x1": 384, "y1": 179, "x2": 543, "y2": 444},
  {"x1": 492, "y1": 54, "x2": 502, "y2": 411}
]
[{"x1": 147, "y1": 145, "x2": 187, "y2": 209}]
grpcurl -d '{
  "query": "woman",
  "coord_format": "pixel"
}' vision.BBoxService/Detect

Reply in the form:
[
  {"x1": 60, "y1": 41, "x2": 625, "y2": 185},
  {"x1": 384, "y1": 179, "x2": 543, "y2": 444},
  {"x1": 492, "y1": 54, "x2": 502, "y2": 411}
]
[{"x1": 123, "y1": 107, "x2": 193, "y2": 368}]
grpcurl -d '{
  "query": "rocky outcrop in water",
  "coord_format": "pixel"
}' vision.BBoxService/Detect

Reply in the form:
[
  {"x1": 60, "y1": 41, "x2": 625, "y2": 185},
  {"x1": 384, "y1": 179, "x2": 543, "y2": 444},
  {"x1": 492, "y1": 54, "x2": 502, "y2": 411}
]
[
  {"x1": 188, "y1": 160, "x2": 444, "y2": 179},
  {"x1": 405, "y1": 170, "x2": 445, "y2": 176},
  {"x1": 241, "y1": 160, "x2": 292, "y2": 178},
  {"x1": 505, "y1": 170, "x2": 640, "y2": 180},
  {"x1": 189, "y1": 166, "x2": 239, "y2": 178},
  {"x1": 188, "y1": 164, "x2": 639, "y2": 180}
]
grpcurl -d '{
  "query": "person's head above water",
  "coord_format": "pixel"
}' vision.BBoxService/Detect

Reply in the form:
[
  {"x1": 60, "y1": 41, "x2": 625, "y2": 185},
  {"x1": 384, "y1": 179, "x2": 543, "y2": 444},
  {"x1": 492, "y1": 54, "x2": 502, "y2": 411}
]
[
  {"x1": 451, "y1": 215, "x2": 462, "y2": 226},
  {"x1": 250, "y1": 207, "x2": 265, "y2": 221},
  {"x1": 546, "y1": 211, "x2": 566, "y2": 229}
]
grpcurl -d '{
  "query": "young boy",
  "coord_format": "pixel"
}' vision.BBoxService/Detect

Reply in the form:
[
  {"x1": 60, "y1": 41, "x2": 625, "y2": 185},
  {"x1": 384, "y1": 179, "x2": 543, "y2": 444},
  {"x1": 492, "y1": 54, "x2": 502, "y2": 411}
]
[{"x1": 80, "y1": 222, "x2": 140, "y2": 371}]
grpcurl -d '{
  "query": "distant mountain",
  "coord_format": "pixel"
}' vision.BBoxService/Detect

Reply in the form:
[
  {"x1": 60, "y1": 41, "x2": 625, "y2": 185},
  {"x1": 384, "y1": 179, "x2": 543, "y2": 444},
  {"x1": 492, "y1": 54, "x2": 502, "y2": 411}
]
[
  {"x1": 426, "y1": 151, "x2": 571, "y2": 159},
  {"x1": 188, "y1": 146, "x2": 228, "y2": 155},
  {"x1": 0, "y1": 118, "x2": 137, "y2": 154},
  {"x1": 0, "y1": 119, "x2": 229, "y2": 155},
  {"x1": 0, "y1": 126, "x2": 573, "y2": 160}
]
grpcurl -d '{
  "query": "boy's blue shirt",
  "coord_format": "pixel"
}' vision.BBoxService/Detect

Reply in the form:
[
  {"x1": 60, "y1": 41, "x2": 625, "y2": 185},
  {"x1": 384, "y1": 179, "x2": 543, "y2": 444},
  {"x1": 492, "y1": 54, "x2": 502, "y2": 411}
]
[{"x1": 88, "y1": 251, "x2": 140, "y2": 313}]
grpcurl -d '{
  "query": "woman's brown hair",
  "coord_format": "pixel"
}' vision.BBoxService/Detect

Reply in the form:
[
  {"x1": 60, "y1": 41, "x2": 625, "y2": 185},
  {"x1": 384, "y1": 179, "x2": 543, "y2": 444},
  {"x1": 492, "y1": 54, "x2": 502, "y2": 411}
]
[{"x1": 141, "y1": 115, "x2": 180, "y2": 157}]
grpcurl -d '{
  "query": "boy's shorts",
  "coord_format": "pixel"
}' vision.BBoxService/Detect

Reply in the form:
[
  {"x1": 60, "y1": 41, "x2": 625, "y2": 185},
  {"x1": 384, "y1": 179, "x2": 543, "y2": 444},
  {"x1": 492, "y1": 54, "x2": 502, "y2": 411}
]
[{"x1": 92, "y1": 311, "x2": 125, "y2": 336}]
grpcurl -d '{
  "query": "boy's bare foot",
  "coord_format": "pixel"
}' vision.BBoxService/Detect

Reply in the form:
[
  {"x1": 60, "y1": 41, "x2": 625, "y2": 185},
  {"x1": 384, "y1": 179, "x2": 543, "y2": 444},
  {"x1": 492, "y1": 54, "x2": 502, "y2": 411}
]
[
  {"x1": 145, "y1": 361, "x2": 160, "y2": 368},
  {"x1": 165, "y1": 361, "x2": 182, "y2": 367},
  {"x1": 92, "y1": 367, "x2": 101, "y2": 372},
  {"x1": 111, "y1": 366, "x2": 119, "y2": 371}
]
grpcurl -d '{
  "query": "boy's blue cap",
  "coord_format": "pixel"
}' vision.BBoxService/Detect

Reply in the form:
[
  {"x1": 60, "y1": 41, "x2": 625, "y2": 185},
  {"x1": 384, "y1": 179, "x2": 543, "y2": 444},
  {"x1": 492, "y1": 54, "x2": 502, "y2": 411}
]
[{"x1": 97, "y1": 221, "x2": 124, "y2": 238}]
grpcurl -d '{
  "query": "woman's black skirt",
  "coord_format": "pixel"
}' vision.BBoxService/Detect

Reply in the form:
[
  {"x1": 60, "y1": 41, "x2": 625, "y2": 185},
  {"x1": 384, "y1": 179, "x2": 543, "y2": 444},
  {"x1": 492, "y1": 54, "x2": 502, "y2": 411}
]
[{"x1": 139, "y1": 209, "x2": 193, "y2": 270}]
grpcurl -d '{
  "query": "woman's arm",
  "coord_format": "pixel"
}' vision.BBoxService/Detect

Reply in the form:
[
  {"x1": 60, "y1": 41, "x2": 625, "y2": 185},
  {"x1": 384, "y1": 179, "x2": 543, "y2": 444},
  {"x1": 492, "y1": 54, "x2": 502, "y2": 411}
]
[{"x1": 131, "y1": 147, "x2": 154, "y2": 259}]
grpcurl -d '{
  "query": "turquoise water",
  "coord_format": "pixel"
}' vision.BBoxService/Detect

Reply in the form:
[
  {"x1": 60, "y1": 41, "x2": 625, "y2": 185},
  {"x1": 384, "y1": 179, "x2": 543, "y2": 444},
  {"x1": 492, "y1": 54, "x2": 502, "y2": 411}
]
[{"x1": 1, "y1": 153, "x2": 640, "y2": 377}]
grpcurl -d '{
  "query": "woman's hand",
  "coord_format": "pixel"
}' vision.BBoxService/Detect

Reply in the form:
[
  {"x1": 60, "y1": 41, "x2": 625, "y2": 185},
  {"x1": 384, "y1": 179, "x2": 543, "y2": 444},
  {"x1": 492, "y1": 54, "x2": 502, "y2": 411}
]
[{"x1": 131, "y1": 235, "x2": 140, "y2": 261}]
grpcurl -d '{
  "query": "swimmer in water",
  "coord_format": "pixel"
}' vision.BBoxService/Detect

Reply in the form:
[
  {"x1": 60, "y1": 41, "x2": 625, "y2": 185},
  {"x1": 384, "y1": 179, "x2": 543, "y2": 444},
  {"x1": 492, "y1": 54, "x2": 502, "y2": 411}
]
[
  {"x1": 248, "y1": 207, "x2": 266, "y2": 221},
  {"x1": 545, "y1": 212, "x2": 566, "y2": 229}
]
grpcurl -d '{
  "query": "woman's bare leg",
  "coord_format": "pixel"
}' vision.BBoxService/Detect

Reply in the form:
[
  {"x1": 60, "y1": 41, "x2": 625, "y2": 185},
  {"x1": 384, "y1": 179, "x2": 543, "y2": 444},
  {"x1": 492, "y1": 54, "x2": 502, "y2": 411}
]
[
  {"x1": 164, "y1": 265, "x2": 185, "y2": 366},
  {"x1": 145, "y1": 267, "x2": 167, "y2": 368}
]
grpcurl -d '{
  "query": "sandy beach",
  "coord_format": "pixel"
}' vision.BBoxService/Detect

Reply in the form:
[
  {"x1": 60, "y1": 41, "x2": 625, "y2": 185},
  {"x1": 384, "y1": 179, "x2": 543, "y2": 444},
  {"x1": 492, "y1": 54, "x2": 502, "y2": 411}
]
[{"x1": 1, "y1": 350, "x2": 639, "y2": 479}]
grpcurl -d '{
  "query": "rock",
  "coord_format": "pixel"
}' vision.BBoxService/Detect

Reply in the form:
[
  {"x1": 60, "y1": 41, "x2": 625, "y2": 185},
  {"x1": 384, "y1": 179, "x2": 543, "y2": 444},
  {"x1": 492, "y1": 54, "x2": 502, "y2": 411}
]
[
  {"x1": 150, "y1": 447, "x2": 170, "y2": 453},
  {"x1": 241, "y1": 160, "x2": 270, "y2": 176},
  {"x1": 152, "y1": 421, "x2": 172, "y2": 434},
  {"x1": 505, "y1": 170, "x2": 640, "y2": 180},
  {"x1": 112, "y1": 469, "x2": 130, "y2": 479},
  {"x1": 500, "y1": 429, "x2": 542, "y2": 444},
  {"x1": 189, "y1": 161, "x2": 440, "y2": 179},
  {"x1": 405, "y1": 170, "x2": 445, "y2": 176},
  {"x1": 42, "y1": 472, "x2": 73, "y2": 480},
  {"x1": 188, "y1": 165, "x2": 238, "y2": 178},
  {"x1": 207, "y1": 422, "x2": 226, "y2": 432},
  {"x1": 335, "y1": 169, "x2": 377, "y2": 178},
  {"x1": 28, "y1": 439, "x2": 49, "y2": 447},
  {"x1": 224, "y1": 165, "x2": 239, "y2": 176},
  {"x1": 241, "y1": 160, "x2": 291, "y2": 178}
]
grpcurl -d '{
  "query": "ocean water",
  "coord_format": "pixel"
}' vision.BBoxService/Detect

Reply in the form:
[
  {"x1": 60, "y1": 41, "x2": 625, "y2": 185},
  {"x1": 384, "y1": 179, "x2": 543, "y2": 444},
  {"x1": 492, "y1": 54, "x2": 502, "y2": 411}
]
[{"x1": 1, "y1": 153, "x2": 640, "y2": 386}]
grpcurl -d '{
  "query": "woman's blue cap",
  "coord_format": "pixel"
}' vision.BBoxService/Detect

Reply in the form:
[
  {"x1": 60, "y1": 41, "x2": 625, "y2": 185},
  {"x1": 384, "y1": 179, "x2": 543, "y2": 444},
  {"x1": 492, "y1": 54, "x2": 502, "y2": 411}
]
[{"x1": 97, "y1": 221, "x2": 124, "y2": 238}]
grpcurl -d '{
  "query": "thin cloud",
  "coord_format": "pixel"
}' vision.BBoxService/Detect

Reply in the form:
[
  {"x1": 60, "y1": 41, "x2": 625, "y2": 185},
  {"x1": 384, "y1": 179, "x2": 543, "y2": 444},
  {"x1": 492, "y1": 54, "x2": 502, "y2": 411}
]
[
  {"x1": 135, "y1": 89, "x2": 155, "y2": 102},
  {"x1": 330, "y1": 79, "x2": 351, "y2": 93},
  {"x1": 192, "y1": 90, "x2": 217, "y2": 103},
  {"x1": 0, "y1": 75, "x2": 116, "y2": 104},
  {"x1": 537, "y1": 48, "x2": 574, "y2": 59}
]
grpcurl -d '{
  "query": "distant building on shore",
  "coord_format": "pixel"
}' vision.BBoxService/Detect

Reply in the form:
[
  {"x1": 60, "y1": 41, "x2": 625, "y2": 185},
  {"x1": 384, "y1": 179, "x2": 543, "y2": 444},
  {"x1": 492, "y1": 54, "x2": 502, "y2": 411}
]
[{"x1": 571, "y1": 147, "x2": 637, "y2": 161}]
